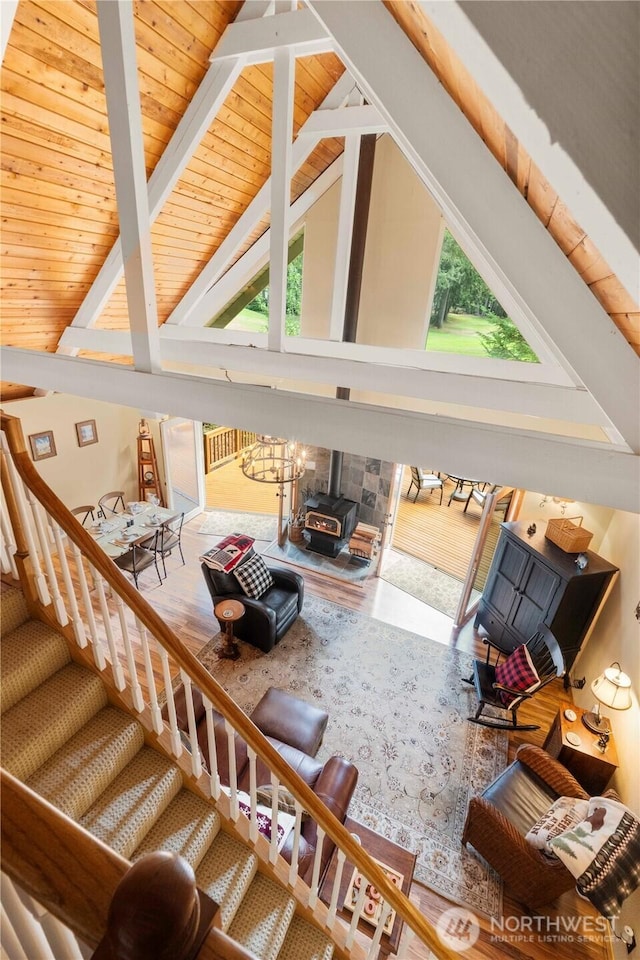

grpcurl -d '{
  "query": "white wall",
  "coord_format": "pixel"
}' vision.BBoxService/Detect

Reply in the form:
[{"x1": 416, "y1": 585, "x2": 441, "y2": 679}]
[
  {"x1": 300, "y1": 134, "x2": 443, "y2": 345},
  {"x1": 517, "y1": 491, "x2": 615, "y2": 553},
  {"x1": 3, "y1": 394, "x2": 155, "y2": 510}
]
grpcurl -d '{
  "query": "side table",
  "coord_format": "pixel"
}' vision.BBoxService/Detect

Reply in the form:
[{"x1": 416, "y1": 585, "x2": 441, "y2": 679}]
[
  {"x1": 214, "y1": 599, "x2": 245, "y2": 661},
  {"x1": 542, "y1": 701, "x2": 619, "y2": 794},
  {"x1": 319, "y1": 816, "x2": 416, "y2": 959}
]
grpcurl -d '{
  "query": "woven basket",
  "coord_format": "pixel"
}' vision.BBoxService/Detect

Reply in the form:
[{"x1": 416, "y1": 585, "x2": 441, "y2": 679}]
[{"x1": 545, "y1": 516, "x2": 593, "y2": 553}]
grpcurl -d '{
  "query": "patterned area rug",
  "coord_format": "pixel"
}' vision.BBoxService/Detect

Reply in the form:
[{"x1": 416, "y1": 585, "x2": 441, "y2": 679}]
[
  {"x1": 381, "y1": 551, "x2": 466, "y2": 619},
  {"x1": 197, "y1": 593, "x2": 507, "y2": 917},
  {"x1": 198, "y1": 510, "x2": 278, "y2": 542}
]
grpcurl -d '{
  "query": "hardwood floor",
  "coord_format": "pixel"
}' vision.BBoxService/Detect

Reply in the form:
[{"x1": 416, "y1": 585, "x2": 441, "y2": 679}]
[{"x1": 3, "y1": 514, "x2": 611, "y2": 960}]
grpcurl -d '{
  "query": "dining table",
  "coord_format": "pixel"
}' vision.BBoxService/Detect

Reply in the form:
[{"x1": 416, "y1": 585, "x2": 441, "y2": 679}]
[{"x1": 86, "y1": 502, "x2": 174, "y2": 559}]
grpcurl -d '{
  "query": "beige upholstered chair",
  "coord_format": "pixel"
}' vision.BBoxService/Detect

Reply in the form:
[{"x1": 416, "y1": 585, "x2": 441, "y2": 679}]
[{"x1": 406, "y1": 467, "x2": 443, "y2": 504}]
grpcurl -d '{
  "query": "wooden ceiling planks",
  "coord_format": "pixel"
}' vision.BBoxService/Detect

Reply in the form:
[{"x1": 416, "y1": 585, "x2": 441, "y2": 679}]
[{"x1": 384, "y1": 0, "x2": 639, "y2": 357}]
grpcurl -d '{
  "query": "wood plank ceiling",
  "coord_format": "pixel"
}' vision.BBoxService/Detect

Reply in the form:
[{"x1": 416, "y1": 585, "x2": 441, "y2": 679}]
[{"x1": 1, "y1": 0, "x2": 638, "y2": 403}]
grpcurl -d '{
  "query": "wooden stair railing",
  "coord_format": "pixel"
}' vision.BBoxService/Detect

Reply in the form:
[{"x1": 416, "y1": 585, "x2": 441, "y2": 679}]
[
  {"x1": 0, "y1": 412, "x2": 457, "y2": 960},
  {"x1": 1, "y1": 772, "x2": 258, "y2": 960}
]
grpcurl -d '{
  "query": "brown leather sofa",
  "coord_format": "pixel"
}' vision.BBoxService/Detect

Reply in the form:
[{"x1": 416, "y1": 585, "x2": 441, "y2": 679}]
[{"x1": 168, "y1": 685, "x2": 358, "y2": 884}]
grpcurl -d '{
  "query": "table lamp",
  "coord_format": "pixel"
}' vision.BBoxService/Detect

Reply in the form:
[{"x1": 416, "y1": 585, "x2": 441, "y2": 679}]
[{"x1": 582, "y1": 661, "x2": 633, "y2": 734}]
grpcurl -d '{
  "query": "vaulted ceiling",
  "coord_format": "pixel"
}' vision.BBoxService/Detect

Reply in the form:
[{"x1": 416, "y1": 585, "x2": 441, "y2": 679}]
[{"x1": 1, "y1": 1, "x2": 639, "y2": 511}]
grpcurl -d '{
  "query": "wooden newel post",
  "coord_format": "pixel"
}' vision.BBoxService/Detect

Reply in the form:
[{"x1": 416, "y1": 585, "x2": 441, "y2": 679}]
[{"x1": 91, "y1": 852, "x2": 218, "y2": 960}]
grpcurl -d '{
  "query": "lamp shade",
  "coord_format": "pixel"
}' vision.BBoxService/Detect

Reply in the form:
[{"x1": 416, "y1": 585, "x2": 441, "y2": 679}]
[{"x1": 591, "y1": 663, "x2": 633, "y2": 712}]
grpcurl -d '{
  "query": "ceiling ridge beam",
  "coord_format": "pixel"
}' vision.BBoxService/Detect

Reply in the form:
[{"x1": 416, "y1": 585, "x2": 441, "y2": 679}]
[
  {"x1": 4, "y1": 348, "x2": 638, "y2": 513},
  {"x1": 297, "y1": 104, "x2": 386, "y2": 138},
  {"x1": 306, "y1": 0, "x2": 640, "y2": 452},
  {"x1": 96, "y1": 1, "x2": 159, "y2": 373},
  {"x1": 211, "y1": 7, "x2": 332, "y2": 63},
  {"x1": 56, "y1": 327, "x2": 605, "y2": 425}
]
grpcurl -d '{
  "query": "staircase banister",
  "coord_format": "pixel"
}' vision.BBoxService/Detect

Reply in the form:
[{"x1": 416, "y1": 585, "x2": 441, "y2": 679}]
[
  {"x1": 1, "y1": 770, "x2": 260, "y2": 960},
  {"x1": 0, "y1": 413, "x2": 455, "y2": 960}
]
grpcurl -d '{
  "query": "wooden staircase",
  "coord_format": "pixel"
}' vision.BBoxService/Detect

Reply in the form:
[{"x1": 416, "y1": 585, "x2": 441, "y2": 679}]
[{"x1": 0, "y1": 585, "x2": 333, "y2": 960}]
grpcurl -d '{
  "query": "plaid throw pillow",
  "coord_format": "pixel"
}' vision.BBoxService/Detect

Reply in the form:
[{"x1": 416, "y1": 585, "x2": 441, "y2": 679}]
[
  {"x1": 494, "y1": 643, "x2": 540, "y2": 707},
  {"x1": 200, "y1": 533, "x2": 255, "y2": 573},
  {"x1": 233, "y1": 554, "x2": 275, "y2": 599}
]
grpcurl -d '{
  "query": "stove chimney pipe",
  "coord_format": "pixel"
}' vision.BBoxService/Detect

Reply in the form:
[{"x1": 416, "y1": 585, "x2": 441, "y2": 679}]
[{"x1": 328, "y1": 451, "x2": 343, "y2": 499}]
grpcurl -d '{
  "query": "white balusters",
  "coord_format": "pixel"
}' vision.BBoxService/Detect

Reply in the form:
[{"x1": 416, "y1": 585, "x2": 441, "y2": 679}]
[
  {"x1": 395, "y1": 923, "x2": 415, "y2": 959},
  {"x1": 137, "y1": 618, "x2": 163, "y2": 734},
  {"x1": 269, "y1": 772, "x2": 280, "y2": 864},
  {"x1": 156, "y1": 642, "x2": 182, "y2": 757},
  {"x1": 327, "y1": 847, "x2": 346, "y2": 927},
  {"x1": 49, "y1": 518, "x2": 87, "y2": 649},
  {"x1": 308, "y1": 824, "x2": 325, "y2": 908},
  {"x1": 24, "y1": 890, "x2": 87, "y2": 960},
  {"x1": 24, "y1": 490, "x2": 68, "y2": 626},
  {"x1": 91, "y1": 567, "x2": 126, "y2": 690},
  {"x1": 346, "y1": 870, "x2": 369, "y2": 948},
  {"x1": 366, "y1": 900, "x2": 392, "y2": 958},
  {"x1": 114, "y1": 593, "x2": 144, "y2": 711},
  {"x1": 247, "y1": 747, "x2": 258, "y2": 843},
  {"x1": 225, "y1": 718, "x2": 239, "y2": 820},
  {"x1": 0, "y1": 489, "x2": 18, "y2": 577},
  {"x1": 202, "y1": 695, "x2": 221, "y2": 800},
  {"x1": 70, "y1": 542, "x2": 104, "y2": 669},
  {"x1": 179, "y1": 670, "x2": 203, "y2": 779},
  {"x1": 2, "y1": 446, "x2": 50, "y2": 604},
  {"x1": 1, "y1": 874, "x2": 56, "y2": 960},
  {"x1": 0, "y1": 901, "x2": 30, "y2": 960},
  {"x1": 288, "y1": 800, "x2": 304, "y2": 887}
]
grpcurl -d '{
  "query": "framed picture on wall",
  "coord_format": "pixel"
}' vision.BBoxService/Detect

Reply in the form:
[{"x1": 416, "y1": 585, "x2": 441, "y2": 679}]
[
  {"x1": 75, "y1": 419, "x2": 98, "y2": 447},
  {"x1": 28, "y1": 430, "x2": 57, "y2": 461}
]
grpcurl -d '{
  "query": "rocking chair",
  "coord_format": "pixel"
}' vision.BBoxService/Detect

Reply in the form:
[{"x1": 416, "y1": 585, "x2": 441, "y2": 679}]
[{"x1": 464, "y1": 625, "x2": 564, "y2": 731}]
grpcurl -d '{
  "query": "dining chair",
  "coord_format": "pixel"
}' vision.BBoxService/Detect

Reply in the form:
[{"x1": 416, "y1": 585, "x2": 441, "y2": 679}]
[
  {"x1": 70, "y1": 504, "x2": 96, "y2": 526},
  {"x1": 140, "y1": 512, "x2": 185, "y2": 578},
  {"x1": 463, "y1": 483, "x2": 497, "y2": 513},
  {"x1": 114, "y1": 530, "x2": 162, "y2": 589},
  {"x1": 406, "y1": 467, "x2": 443, "y2": 504},
  {"x1": 98, "y1": 491, "x2": 126, "y2": 517}
]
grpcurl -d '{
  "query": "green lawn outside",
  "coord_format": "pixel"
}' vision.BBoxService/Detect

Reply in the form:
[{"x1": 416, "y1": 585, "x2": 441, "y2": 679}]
[{"x1": 230, "y1": 309, "x2": 512, "y2": 361}]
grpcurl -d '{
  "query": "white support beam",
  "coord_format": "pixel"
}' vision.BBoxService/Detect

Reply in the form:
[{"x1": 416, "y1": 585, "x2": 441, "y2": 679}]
[
  {"x1": 3, "y1": 348, "x2": 639, "y2": 513},
  {"x1": 421, "y1": 0, "x2": 640, "y2": 304},
  {"x1": 211, "y1": 8, "x2": 331, "y2": 63},
  {"x1": 67, "y1": 1, "x2": 271, "y2": 337},
  {"x1": 57, "y1": 326, "x2": 606, "y2": 426},
  {"x1": 268, "y1": 46, "x2": 295, "y2": 351},
  {"x1": 96, "y1": 1, "x2": 160, "y2": 373},
  {"x1": 307, "y1": 0, "x2": 640, "y2": 453},
  {"x1": 329, "y1": 132, "x2": 361, "y2": 340},
  {"x1": 166, "y1": 71, "x2": 355, "y2": 327},
  {"x1": 297, "y1": 105, "x2": 387, "y2": 138},
  {"x1": 0, "y1": 1, "x2": 18, "y2": 62}
]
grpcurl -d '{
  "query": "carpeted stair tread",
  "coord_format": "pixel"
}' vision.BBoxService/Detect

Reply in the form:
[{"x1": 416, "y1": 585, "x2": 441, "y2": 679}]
[
  {"x1": 79, "y1": 747, "x2": 182, "y2": 859},
  {"x1": 131, "y1": 790, "x2": 221, "y2": 870},
  {"x1": 195, "y1": 832, "x2": 258, "y2": 931},
  {"x1": 26, "y1": 707, "x2": 144, "y2": 820},
  {"x1": 1, "y1": 620, "x2": 71, "y2": 712},
  {"x1": 227, "y1": 873, "x2": 296, "y2": 960},
  {"x1": 0, "y1": 587, "x2": 29, "y2": 636},
  {"x1": 1, "y1": 664, "x2": 107, "y2": 781},
  {"x1": 277, "y1": 916, "x2": 334, "y2": 960}
]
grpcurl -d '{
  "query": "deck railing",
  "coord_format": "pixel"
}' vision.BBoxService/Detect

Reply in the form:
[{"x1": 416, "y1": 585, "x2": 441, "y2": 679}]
[
  {"x1": 0, "y1": 411, "x2": 456, "y2": 960},
  {"x1": 203, "y1": 427, "x2": 257, "y2": 474}
]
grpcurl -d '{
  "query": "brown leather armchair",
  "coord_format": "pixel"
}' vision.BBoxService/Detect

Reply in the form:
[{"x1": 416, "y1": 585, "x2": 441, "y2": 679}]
[
  {"x1": 462, "y1": 744, "x2": 619, "y2": 910},
  {"x1": 167, "y1": 685, "x2": 358, "y2": 885}
]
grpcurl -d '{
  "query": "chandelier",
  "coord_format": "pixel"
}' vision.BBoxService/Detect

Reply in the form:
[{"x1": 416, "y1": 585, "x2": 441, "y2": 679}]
[{"x1": 241, "y1": 436, "x2": 306, "y2": 484}]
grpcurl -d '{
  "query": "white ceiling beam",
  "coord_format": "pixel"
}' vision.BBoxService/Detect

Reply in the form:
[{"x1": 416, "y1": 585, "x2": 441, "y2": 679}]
[
  {"x1": 329, "y1": 130, "x2": 361, "y2": 340},
  {"x1": 4, "y1": 348, "x2": 638, "y2": 513},
  {"x1": 421, "y1": 0, "x2": 639, "y2": 304},
  {"x1": 96, "y1": 1, "x2": 160, "y2": 373},
  {"x1": 297, "y1": 105, "x2": 387, "y2": 138},
  {"x1": 65, "y1": 1, "x2": 271, "y2": 338},
  {"x1": 0, "y1": 1, "x2": 18, "y2": 62},
  {"x1": 268, "y1": 46, "x2": 295, "y2": 352},
  {"x1": 166, "y1": 71, "x2": 355, "y2": 327},
  {"x1": 307, "y1": 0, "x2": 640, "y2": 453},
  {"x1": 56, "y1": 327, "x2": 605, "y2": 425},
  {"x1": 211, "y1": 8, "x2": 331, "y2": 63}
]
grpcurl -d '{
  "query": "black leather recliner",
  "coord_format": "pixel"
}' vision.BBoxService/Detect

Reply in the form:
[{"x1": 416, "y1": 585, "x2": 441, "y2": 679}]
[{"x1": 201, "y1": 560, "x2": 304, "y2": 652}]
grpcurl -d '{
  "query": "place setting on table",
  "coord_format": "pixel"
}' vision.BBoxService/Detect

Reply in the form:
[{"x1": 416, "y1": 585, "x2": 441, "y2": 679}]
[{"x1": 87, "y1": 499, "x2": 173, "y2": 558}]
